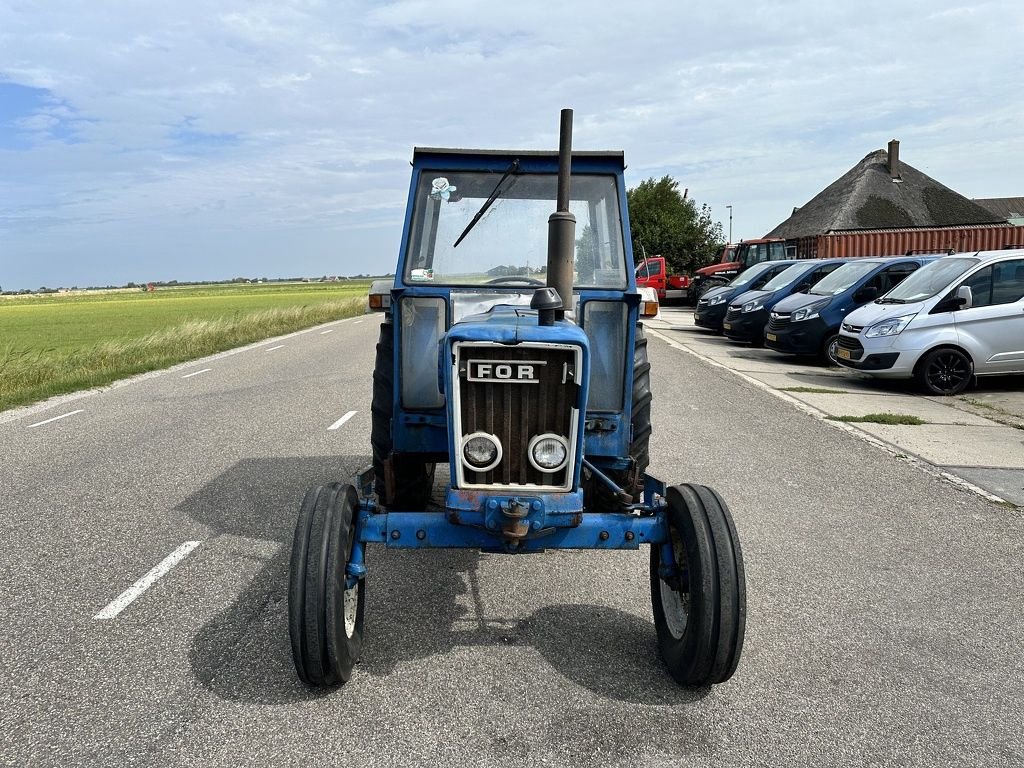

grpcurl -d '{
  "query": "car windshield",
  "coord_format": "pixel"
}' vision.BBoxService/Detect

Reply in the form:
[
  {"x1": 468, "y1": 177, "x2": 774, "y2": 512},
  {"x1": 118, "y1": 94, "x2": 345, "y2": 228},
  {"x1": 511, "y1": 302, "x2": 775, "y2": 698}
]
[
  {"x1": 882, "y1": 257, "x2": 979, "y2": 303},
  {"x1": 808, "y1": 261, "x2": 879, "y2": 295},
  {"x1": 404, "y1": 170, "x2": 627, "y2": 288},
  {"x1": 729, "y1": 261, "x2": 779, "y2": 289},
  {"x1": 761, "y1": 262, "x2": 812, "y2": 292}
]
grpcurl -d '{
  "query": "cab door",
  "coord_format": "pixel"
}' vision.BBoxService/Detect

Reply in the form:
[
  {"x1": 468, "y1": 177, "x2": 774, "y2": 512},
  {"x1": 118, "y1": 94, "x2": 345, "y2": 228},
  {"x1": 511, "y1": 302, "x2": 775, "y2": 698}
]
[{"x1": 953, "y1": 258, "x2": 1024, "y2": 374}]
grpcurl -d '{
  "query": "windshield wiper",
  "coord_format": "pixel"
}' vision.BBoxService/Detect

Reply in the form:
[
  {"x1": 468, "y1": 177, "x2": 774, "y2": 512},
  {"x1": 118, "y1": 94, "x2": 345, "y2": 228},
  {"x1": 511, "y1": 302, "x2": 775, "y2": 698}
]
[
  {"x1": 453, "y1": 159, "x2": 520, "y2": 248},
  {"x1": 876, "y1": 297, "x2": 907, "y2": 304}
]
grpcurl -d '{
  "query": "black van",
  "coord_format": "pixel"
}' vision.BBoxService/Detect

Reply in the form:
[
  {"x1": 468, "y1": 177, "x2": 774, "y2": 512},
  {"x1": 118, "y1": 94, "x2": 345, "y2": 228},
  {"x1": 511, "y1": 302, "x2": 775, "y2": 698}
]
[{"x1": 694, "y1": 260, "x2": 799, "y2": 333}]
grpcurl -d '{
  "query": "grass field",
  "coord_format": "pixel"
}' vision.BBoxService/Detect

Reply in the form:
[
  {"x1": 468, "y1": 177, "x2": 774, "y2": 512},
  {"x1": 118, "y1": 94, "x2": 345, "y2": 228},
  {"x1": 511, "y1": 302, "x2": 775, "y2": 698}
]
[{"x1": 0, "y1": 281, "x2": 371, "y2": 411}]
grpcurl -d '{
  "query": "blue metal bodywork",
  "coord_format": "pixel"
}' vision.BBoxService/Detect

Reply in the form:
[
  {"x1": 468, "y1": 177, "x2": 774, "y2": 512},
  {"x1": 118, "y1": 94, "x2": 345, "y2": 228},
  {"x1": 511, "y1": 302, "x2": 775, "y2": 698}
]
[
  {"x1": 389, "y1": 149, "x2": 642, "y2": 472},
  {"x1": 361, "y1": 146, "x2": 668, "y2": 563}
]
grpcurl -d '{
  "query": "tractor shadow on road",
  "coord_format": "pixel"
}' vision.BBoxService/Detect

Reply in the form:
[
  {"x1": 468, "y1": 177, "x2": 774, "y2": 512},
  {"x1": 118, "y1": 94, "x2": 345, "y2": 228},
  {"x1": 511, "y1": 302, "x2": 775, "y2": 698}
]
[{"x1": 182, "y1": 457, "x2": 706, "y2": 706}]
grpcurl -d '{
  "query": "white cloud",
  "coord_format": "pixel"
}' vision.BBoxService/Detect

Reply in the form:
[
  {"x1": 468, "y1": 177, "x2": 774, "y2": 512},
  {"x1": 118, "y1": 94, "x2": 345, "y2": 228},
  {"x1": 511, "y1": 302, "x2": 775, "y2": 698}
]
[{"x1": 0, "y1": 1, "x2": 1022, "y2": 289}]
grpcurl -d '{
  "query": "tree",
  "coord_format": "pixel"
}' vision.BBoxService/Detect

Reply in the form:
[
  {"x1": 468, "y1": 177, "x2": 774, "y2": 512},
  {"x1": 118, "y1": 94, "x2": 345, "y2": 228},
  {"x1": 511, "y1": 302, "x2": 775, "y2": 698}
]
[{"x1": 626, "y1": 176, "x2": 725, "y2": 274}]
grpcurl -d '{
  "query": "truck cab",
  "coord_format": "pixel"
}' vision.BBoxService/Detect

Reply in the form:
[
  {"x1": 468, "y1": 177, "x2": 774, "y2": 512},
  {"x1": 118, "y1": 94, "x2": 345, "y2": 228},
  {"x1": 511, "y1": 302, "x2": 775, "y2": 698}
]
[
  {"x1": 693, "y1": 237, "x2": 788, "y2": 298},
  {"x1": 635, "y1": 255, "x2": 691, "y2": 303}
]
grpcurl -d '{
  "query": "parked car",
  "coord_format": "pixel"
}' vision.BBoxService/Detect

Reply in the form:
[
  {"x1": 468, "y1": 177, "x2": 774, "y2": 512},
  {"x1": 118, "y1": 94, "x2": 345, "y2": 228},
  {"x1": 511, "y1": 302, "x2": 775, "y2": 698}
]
[
  {"x1": 835, "y1": 249, "x2": 1024, "y2": 394},
  {"x1": 765, "y1": 256, "x2": 936, "y2": 364},
  {"x1": 694, "y1": 259, "x2": 798, "y2": 333},
  {"x1": 722, "y1": 259, "x2": 848, "y2": 345}
]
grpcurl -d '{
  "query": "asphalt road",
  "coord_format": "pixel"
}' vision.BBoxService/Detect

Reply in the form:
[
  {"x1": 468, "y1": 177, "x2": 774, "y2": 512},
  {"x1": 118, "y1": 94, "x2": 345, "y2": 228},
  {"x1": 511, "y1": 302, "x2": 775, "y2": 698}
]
[{"x1": 1, "y1": 315, "x2": 1022, "y2": 767}]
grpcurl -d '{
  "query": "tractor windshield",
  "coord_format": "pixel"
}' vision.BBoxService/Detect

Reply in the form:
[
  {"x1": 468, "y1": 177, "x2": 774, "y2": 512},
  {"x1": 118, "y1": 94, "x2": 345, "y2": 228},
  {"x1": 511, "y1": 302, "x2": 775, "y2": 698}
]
[{"x1": 404, "y1": 171, "x2": 627, "y2": 289}]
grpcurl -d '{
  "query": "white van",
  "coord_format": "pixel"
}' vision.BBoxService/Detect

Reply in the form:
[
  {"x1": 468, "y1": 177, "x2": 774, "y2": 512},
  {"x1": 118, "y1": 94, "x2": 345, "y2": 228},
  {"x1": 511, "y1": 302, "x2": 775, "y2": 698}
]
[{"x1": 835, "y1": 249, "x2": 1024, "y2": 394}]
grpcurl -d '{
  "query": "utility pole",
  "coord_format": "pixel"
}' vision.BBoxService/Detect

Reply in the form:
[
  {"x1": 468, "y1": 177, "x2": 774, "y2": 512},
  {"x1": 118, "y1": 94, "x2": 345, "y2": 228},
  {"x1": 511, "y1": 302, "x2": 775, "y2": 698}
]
[{"x1": 726, "y1": 205, "x2": 733, "y2": 243}]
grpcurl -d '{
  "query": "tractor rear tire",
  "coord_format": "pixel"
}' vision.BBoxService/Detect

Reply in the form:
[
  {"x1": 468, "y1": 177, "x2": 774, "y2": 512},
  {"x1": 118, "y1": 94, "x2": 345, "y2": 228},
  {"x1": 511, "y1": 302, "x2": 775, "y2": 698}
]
[
  {"x1": 371, "y1": 317, "x2": 435, "y2": 509},
  {"x1": 651, "y1": 483, "x2": 746, "y2": 686},
  {"x1": 697, "y1": 278, "x2": 728, "y2": 300},
  {"x1": 289, "y1": 483, "x2": 365, "y2": 688},
  {"x1": 583, "y1": 323, "x2": 652, "y2": 509}
]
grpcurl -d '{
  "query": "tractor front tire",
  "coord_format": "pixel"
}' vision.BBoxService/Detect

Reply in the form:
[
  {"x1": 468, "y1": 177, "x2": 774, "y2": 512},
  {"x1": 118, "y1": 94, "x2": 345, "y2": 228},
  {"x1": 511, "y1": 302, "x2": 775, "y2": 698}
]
[
  {"x1": 651, "y1": 483, "x2": 746, "y2": 686},
  {"x1": 289, "y1": 483, "x2": 365, "y2": 688},
  {"x1": 371, "y1": 317, "x2": 435, "y2": 508},
  {"x1": 583, "y1": 323, "x2": 652, "y2": 509}
]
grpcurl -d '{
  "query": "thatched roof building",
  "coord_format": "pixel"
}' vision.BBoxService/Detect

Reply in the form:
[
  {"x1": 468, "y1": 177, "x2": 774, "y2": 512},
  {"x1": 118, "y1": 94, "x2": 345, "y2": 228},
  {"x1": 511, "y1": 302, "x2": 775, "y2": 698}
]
[{"x1": 767, "y1": 140, "x2": 1004, "y2": 240}]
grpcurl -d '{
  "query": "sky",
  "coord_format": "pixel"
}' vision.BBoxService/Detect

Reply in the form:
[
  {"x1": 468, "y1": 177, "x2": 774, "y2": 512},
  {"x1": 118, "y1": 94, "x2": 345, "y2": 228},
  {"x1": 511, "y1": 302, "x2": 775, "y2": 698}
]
[{"x1": 1, "y1": 1, "x2": 1021, "y2": 291}]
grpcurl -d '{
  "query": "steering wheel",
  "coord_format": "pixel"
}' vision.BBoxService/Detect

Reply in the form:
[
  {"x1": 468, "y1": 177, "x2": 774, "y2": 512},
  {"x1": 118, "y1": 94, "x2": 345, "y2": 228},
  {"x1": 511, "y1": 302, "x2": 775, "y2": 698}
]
[{"x1": 485, "y1": 276, "x2": 545, "y2": 286}]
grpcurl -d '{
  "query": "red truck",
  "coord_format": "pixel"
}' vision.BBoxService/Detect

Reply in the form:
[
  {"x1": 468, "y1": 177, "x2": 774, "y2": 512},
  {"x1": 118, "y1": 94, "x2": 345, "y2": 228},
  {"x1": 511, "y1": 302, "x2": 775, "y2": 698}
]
[
  {"x1": 634, "y1": 256, "x2": 692, "y2": 303},
  {"x1": 691, "y1": 238, "x2": 787, "y2": 299}
]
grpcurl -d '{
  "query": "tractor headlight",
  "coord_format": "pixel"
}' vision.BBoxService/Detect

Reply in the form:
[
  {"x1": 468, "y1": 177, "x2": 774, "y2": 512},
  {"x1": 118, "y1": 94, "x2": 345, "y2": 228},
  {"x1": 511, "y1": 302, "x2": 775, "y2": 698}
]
[
  {"x1": 528, "y1": 434, "x2": 569, "y2": 473},
  {"x1": 462, "y1": 432, "x2": 502, "y2": 472}
]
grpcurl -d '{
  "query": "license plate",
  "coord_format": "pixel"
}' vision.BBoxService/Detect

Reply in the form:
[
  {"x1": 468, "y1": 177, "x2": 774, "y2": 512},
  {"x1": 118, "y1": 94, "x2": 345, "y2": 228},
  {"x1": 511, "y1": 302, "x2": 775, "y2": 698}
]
[
  {"x1": 837, "y1": 348, "x2": 851, "y2": 360},
  {"x1": 766, "y1": 332, "x2": 777, "y2": 342},
  {"x1": 723, "y1": 322, "x2": 732, "y2": 330}
]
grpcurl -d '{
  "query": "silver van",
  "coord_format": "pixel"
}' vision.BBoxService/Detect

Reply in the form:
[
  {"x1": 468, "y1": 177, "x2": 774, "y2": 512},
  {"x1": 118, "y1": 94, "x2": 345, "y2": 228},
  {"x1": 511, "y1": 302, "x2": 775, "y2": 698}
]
[{"x1": 835, "y1": 249, "x2": 1024, "y2": 394}]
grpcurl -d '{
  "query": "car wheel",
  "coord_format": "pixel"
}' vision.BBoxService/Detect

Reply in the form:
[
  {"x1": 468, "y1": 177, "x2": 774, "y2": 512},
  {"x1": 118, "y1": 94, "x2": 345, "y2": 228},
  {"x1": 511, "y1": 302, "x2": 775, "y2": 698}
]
[
  {"x1": 822, "y1": 333, "x2": 841, "y2": 366},
  {"x1": 916, "y1": 348, "x2": 973, "y2": 396}
]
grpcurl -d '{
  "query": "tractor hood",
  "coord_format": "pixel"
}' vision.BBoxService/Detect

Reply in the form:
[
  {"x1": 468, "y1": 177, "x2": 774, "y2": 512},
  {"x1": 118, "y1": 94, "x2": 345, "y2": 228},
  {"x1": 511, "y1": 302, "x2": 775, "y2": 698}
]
[
  {"x1": 447, "y1": 304, "x2": 590, "y2": 347},
  {"x1": 697, "y1": 261, "x2": 739, "y2": 278}
]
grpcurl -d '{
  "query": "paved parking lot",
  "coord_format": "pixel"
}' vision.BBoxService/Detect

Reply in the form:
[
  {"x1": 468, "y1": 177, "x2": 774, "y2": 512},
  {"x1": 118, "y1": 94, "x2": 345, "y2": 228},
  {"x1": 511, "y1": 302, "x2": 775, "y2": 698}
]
[{"x1": 648, "y1": 306, "x2": 1024, "y2": 507}]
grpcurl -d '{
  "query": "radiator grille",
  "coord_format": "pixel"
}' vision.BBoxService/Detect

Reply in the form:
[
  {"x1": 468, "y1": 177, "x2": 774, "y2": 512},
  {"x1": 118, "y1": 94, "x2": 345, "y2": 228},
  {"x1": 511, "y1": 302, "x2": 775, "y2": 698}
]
[
  {"x1": 837, "y1": 335, "x2": 864, "y2": 358},
  {"x1": 455, "y1": 344, "x2": 578, "y2": 488}
]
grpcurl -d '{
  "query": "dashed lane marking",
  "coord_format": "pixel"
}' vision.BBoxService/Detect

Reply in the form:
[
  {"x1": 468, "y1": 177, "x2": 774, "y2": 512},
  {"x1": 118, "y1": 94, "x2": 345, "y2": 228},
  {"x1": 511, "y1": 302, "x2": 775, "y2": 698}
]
[
  {"x1": 27, "y1": 410, "x2": 83, "y2": 429},
  {"x1": 94, "y1": 541, "x2": 202, "y2": 620},
  {"x1": 181, "y1": 368, "x2": 212, "y2": 379},
  {"x1": 265, "y1": 345, "x2": 285, "y2": 352},
  {"x1": 320, "y1": 329, "x2": 335, "y2": 335},
  {"x1": 328, "y1": 410, "x2": 357, "y2": 430}
]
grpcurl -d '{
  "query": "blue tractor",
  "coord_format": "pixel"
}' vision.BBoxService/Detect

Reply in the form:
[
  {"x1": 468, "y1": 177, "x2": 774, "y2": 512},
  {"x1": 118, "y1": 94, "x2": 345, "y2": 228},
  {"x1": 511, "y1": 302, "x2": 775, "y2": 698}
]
[{"x1": 288, "y1": 110, "x2": 746, "y2": 688}]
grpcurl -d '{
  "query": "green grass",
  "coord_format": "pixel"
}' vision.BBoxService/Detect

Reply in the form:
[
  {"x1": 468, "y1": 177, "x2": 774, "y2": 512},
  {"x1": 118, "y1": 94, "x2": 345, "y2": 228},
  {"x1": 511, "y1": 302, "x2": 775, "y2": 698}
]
[
  {"x1": 778, "y1": 386, "x2": 847, "y2": 394},
  {"x1": 825, "y1": 413, "x2": 926, "y2": 425},
  {"x1": 0, "y1": 282, "x2": 370, "y2": 411}
]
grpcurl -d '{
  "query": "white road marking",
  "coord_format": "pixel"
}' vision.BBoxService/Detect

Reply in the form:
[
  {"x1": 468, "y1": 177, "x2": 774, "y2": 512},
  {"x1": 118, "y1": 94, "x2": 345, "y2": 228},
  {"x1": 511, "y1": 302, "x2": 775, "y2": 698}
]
[
  {"x1": 328, "y1": 410, "x2": 357, "y2": 430},
  {"x1": 265, "y1": 345, "x2": 285, "y2": 352},
  {"x1": 181, "y1": 368, "x2": 212, "y2": 379},
  {"x1": 353, "y1": 319, "x2": 364, "y2": 324},
  {"x1": 94, "y1": 541, "x2": 202, "y2": 620},
  {"x1": 27, "y1": 410, "x2": 83, "y2": 429},
  {"x1": 320, "y1": 329, "x2": 335, "y2": 335}
]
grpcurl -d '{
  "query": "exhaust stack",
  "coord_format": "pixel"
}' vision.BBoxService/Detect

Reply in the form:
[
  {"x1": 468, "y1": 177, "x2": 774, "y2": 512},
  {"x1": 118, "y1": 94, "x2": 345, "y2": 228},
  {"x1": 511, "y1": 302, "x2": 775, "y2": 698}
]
[{"x1": 545, "y1": 108, "x2": 576, "y2": 315}]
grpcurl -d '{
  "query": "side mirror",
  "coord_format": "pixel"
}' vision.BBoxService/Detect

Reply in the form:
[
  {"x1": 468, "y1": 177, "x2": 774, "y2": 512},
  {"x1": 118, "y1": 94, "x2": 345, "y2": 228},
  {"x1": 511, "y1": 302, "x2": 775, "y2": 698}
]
[
  {"x1": 932, "y1": 285, "x2": 973, "y2": 314},
  {"x1": 796, "y1": 282, "x2": 812, "y2": 293},
  {"x1": 855, "y1": 286, "x2": 879, "y2": 303}
]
